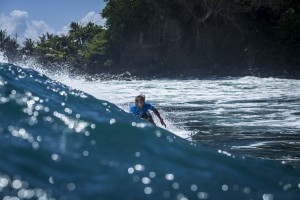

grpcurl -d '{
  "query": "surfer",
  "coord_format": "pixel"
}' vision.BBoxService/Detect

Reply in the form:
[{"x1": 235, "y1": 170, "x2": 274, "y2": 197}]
[{"x1": 129, "y1": 94, "x2": 166, "y2": 127}]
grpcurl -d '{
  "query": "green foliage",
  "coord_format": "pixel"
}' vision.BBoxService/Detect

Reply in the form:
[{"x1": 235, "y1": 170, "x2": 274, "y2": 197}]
[
  {"x1": 32, "y1": 22, "x2": 110, "y2": 67},
  {"x1": 0, "y1": 30, "x2": 9, "y2": 51},
  {"x1": 0, "y1": 30, "x2": 21, "y2": 62},
  {"x1": 0, "y1": 19, "x2": 110, "y2": 70},
  {"x1": 22, "y1": 38, "x2": 35, "y2": 56},
  {"x1": 84, "y1": 32, "x2": 108, "y2": 64},
  {"x1": 5, "y1": 38, "x2": 20, "y2": 63}
]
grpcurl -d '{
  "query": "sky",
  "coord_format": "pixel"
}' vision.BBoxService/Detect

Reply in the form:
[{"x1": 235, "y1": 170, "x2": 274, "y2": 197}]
[{"x1": 0, "y1": 0, "x2": 106, "y2": 43}]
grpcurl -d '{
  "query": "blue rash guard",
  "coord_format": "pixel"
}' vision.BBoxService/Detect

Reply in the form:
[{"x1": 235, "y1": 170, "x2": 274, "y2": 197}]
[{"x1": 129, "y1": 102, "x2": 155, "y2": 117}]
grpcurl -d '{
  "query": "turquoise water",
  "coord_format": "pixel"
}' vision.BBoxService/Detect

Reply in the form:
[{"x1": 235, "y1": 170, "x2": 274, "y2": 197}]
[{"x1": 0, "y1": 63, "x2": 300, "y2": 199}]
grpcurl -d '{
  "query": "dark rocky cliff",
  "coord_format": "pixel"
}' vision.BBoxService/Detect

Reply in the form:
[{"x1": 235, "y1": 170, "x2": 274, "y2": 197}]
[{"x1": 103, "y1": 0, "x2": 300, "y2": 78}]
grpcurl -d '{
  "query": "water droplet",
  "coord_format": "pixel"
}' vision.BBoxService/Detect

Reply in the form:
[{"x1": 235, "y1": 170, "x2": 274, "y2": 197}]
[
  {"x1": 37, "y1": 136, "x2": 42, "y2": 142},
  {"x1": 91, "y1": 124, "x2": 96, "y2": 129},
  {"x1": 49, "y1": 176, "x2": 54, "y2": 184},
  {"x1": 67, "y1": 183, "x2": 76, "y2": 191},
  {"x1": 262, "y1": 193, "x2": 274, "y2": 200},
  {"x1": 33, "y1": 111, "x2": 39, "y2": 117},
  {"x1": 11, "y1": 90, "x2": 16, "y2": 95},
  {"x1": 64, "y1": 108, "x2": 72, "y2": 114},
  {"x1": 128, "y1": 167, "x2": 134, "y2": 174},
  {"x1": 28, "y1": 116, "x2": 38, "y2": 125},
  {"x1": 17, "y1": 188, "x2": 34, "y2": 199},
  {"x1": 110, "y1": 119, "x2": 116, "y2": 125},
  {"x1": 135, "y1": 164, "x2": 145, "y2": 171},
  {"x1": 243, "y1": 187, "x2": 251, "y2": 194},
  {"x1": 222, "y1": 184, "x2": 228, "y2": 191},
  {"x1": 197, "y1": 192, "x2": 208, "y2": 199},
  {"x1": 283, "y1": 183, "x2": 292, "y2": 191},
  {"x1": 12, "y1": 179, "x2": 22, "y2": 189},
  {"x1": 144, "y1": 187, "x2": 152, "y2": 194},
  {"x1": 155, "y1": 131, "x2": 161, "y2": 137},
  {"x1": 166, "y1": 136, "x2": 173, "y2": 143},
  {"x1": 142, "y1": 177, "x2": 151, "y2": 184},
  {"x1": 135, "y1": 152, "x2": 141, "y2": 157},
  {"x1": 149, "y1": 172, "x2": 156, "y2": 178},
  {"x1": 83, "y1": 151, "x2": 89, "y2": 156},
  {"x1": 165, "y1": 173, "x2": 174, "y2": 181},
  {"x1": 0, "y1": 176, "x2": 9, "y2": 188},
  {"x1": 172, "y1": 182, "x2": 179, "y2": 189},
  {"x1": 176, "y1": 193, "x2": 188, "y2": 200},
  {"x1": 51, "y1": 154, "x2": 61, "y2": 162},
  {"x1": 35, "y1": 105, "x2": 42, "y2": 111},
  {"x1": 90, "y1": 140, "x2": 96, "y2": 145},
  {"x1": 191, "y1": 184, "x2": 198, "y2": 191},
  {"x1": 44, "y1": 107, "x2": 49, "y2": 112},
  {"x1": 32, "y1": 142, "x2": 39, "y2": 150}
]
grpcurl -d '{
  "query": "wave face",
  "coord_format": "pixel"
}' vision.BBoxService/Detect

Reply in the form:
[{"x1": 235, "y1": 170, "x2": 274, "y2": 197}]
[{"x1": 0, "y1": 63, "x2": 300, "y2": 200}]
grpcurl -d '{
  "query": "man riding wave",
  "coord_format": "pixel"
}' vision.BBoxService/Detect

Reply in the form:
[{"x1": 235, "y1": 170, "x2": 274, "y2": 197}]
[{"x1": 129, "y1": 95, "x2": 166, "y2": 127}]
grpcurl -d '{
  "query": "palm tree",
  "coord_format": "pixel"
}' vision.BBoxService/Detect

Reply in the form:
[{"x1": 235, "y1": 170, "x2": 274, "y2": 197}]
[
  {"x1": 46, "y1": 32, "x2": 54, "y2": 40},
  {"x1": 22, "y1": 38, "x2": 35, "y2": 56},
  {"x1": 4, "y1": 38, "x2": 20, "y2": 63},
  {"x1": 38, "y1": 34, "x2": 46, "y2": 44},
  {"x1": 69, "y1": 22, "x2": 86, "y2": 48},
  {"x1": 69, "y1": 22, "x2": 80, "y2": 35},
  {"x1": 0, "y1": 30, "x2": 9, "y2": 51}
]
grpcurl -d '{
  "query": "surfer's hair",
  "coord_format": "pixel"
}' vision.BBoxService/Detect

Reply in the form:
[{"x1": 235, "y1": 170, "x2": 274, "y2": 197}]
[{"x1": 135, "y1": 94, "x2": 145, "y2": 103}]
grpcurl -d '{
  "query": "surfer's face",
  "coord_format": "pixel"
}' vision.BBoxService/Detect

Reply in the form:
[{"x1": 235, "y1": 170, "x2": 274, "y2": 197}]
[{"x1": 136, "y1": 98, "x2": 144, "y2": 108}]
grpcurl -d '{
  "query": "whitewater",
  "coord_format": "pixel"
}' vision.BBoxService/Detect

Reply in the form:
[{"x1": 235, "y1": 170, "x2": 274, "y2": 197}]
[
  {"x1": 42, "y1": 65, "x2": 300, "y2": 163},
  {"x1": 0, "y1": 57, "x2": 300, "y2": 199}
]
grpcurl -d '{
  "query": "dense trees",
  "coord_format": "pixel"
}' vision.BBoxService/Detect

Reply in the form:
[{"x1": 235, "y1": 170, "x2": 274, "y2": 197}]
[
  {"x1": 0, "y1": 30, "x2": 20, "y2": 63},
  {"x1": 34, "y1": 22, "x2": 110, "y2": 69},
  {"x1": 0, "y1": 22, "x2": 110, "y2": 71}
]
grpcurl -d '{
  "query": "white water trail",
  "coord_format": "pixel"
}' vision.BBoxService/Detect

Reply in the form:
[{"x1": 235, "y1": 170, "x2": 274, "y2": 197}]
[{"x1": 0, "y1": 51, "x2": 8, "y2": 63}]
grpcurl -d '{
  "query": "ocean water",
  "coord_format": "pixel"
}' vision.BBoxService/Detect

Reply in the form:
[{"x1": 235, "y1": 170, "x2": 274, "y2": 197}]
[
  {"x1": 49, "y1": 69, "x2": 300, "y2": 163},
  {"x1": 0, "y1": 63, "x2": 300, "y2": 199}
]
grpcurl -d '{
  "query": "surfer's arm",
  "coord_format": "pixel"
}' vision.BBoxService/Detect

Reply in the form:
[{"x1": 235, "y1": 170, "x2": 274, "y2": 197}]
[
  {"x1": 129, "y1": 104, "x2": 136, "y2": 114},
  {"x1": 153, "y1": 108, "x2": 166, "y2": 128}
]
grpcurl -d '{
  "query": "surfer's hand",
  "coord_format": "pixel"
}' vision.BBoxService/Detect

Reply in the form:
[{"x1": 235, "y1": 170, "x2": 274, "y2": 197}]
[{"x1": 160, "y1": 119, "x2": 166, "y2": 128}]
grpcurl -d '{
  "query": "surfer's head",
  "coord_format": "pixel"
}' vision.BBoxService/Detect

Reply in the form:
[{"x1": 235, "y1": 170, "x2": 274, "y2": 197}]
[{"x1": 135, "y1": 95, "x2": 145, "y2": 108}]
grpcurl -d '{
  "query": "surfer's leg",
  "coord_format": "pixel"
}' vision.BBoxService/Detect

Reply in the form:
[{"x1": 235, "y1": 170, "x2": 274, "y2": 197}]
[{"x1": 141, "y1": 112, "x2": 156, "y2": 125}]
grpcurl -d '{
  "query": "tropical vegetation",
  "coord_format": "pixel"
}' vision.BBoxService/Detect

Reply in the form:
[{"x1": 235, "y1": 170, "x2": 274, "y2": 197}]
[{"x1": 0, "y1": 22, "x2": 110, "y2": 72}]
